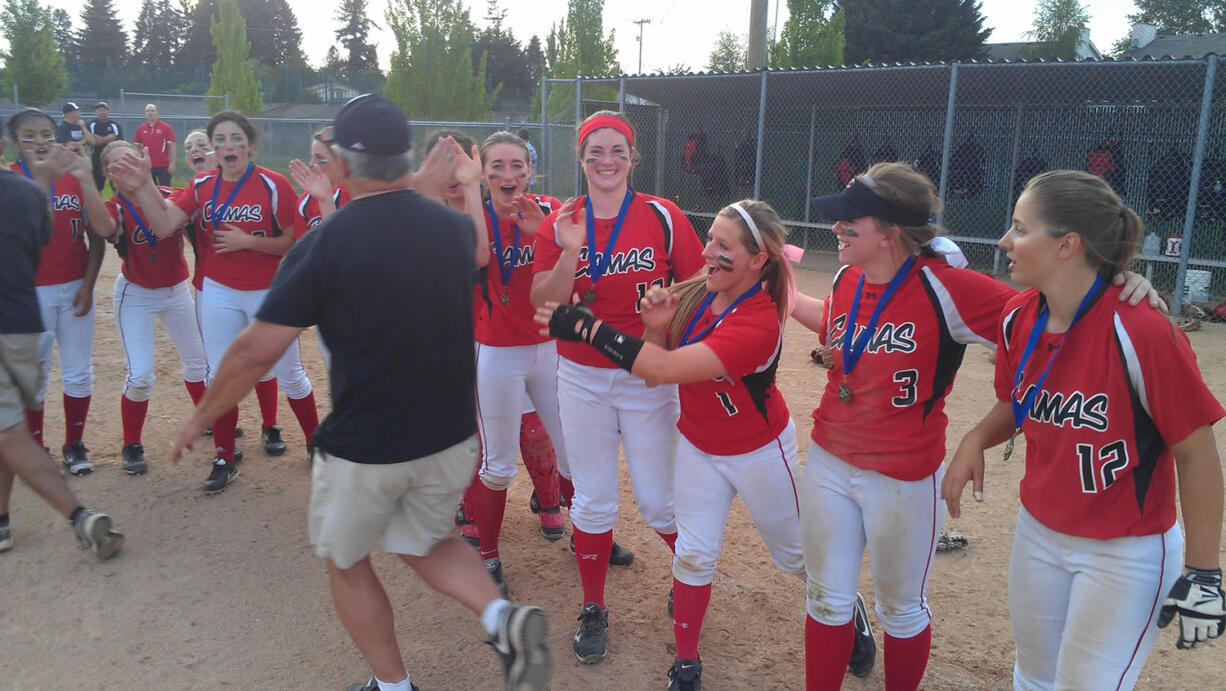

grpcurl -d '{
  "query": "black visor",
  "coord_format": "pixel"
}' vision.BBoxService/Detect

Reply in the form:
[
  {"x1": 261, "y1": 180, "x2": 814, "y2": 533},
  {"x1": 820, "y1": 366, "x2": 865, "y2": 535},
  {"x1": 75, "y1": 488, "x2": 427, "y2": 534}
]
[{"x1": 812, "y1": 176, "x2": 931, "y2": 227}]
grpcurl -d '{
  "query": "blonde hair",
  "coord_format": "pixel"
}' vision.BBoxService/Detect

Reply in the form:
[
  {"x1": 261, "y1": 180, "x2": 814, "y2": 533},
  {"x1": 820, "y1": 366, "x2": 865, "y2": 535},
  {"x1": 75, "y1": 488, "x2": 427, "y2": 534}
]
[
  {"x1": 666, "y1": 199, "x2": 791, "y2": 346},
  {"x1": 1021, "y1": 170, "x2": 1142, "y2": 276},
  {"x1": 101, "y1": 139, "x2": 138, "y2": 164}
]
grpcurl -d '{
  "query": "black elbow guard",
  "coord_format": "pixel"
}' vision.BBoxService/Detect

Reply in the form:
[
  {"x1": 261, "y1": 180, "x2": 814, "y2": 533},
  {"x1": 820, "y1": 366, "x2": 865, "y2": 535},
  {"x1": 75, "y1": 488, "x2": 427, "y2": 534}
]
[{"x1": 589, "y1": 323, "x2": 644, "y2": 372}]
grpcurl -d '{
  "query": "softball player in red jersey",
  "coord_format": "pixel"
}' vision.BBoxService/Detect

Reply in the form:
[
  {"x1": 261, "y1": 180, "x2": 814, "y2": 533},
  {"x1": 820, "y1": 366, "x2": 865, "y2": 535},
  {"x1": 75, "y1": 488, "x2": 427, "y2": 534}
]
[
  {"x1": 792, "y1": 162, "x2": 1162, "y2": 690},
  {"x1": 7, "y1": 109, "x2": 108, "y2": 475},
  {"x1": 94, "y1": 141, "x2": 207, "y2": 475},
  {"x1": 531, "y1": 111, "x2": 706, "y2": 664},
  {"x1": 944, "y1": 171, "x2": 1225, "y2": 690},
  {"x1": 109, "y1": 110, "x2": 318, "y2": 493}
]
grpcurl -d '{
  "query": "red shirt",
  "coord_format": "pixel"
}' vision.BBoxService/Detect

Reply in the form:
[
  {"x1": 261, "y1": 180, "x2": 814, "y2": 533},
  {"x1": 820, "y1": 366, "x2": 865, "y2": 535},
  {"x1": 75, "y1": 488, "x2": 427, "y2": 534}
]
[
  {"x1": 996, "y1": 284, "x2": 1224, "y2": 539},
  {"x1": 812, "y1": 257, "x2": 1016, "y2": 480},
  {"x1": 108, "y1": 190, "x2": 189, "y2": 289},
  {"x1": 11, "y1": 163, "x2": 88, "y2": 286},
  {"x1": 479, "y1": 194, "x2": 560, "y2": 346},
  {"x1": 172, "y1": 165, "x2": 297, "y2": 290},
  {"x1": 533, "y1": 192, "x2": 705, "y2": 368},
  {"x1": 677, "y1": 289, "x2": 790, "y2": 455},
  {"x1": 294, "y1": 185, "x2": 351, "y2": 239},
  {"x1": 133, "y1": 120, "x2": 176, "y2": 168}
]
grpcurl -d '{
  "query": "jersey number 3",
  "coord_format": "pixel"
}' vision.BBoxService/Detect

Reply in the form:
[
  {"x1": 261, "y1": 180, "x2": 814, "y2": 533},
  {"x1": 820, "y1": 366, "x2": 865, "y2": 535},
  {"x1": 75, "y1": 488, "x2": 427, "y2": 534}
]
[{"x1": 1077, "y1": 440, "x2": 1129, "y2": 494}]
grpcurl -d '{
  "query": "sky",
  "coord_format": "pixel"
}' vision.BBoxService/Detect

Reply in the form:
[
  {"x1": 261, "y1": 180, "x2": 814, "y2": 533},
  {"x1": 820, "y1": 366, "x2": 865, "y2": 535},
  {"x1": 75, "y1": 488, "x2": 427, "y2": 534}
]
[{"x1": 37, "y1": 0, "x2": 1142, "y2": 75}]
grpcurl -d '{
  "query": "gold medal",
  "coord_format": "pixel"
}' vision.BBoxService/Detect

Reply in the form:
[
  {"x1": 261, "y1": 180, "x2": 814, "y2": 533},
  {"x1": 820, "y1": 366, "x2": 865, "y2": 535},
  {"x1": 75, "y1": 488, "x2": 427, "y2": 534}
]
[
  {"x1": 1002, "y1": 429, "x2": 1019, "y2": 461},
  {"x1": 838, "y1": 383, "x2": 852, "y2": 403},
  {"x1": 500, "y1": 291, "x2": 510, "y2": 306},
  {"x1": 582, "y1": 288, "x2": 598, "y2": 304}
]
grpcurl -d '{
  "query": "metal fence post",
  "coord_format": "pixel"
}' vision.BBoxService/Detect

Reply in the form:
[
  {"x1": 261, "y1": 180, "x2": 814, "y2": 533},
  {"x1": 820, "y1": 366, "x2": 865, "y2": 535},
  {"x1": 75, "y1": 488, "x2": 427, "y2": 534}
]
[
  {"x1": 936, "y1": 63, "x2": 959, "y2": 225},
  {"x1": 618, "y1": 76, "x2": 626, "y2": 112},
  {"x1": 804, "y1": 105, "x2": 816, "y2": 245},
  {"x1": 119, "y1": 89, "x2": 125, "y2": 139},
  {"x1": 224, "y1": 94, "x2": 230, "y2": 110},
  {"x1": 1174, "y1": 55, "x2": 1218, "y2": 314},
  {"x1": 753, "y1": 71, "x2": 768, "y2": 199},
  {"x1": 998, "y1": 103, "x2": 1024, "y2": 273},
  {"x1": 655, "y1": 107, "x2": 667, "y2": 197},
  {"x1": 575, "y1": 79, "x2": 583, "y2": 197},
  {"x1": 540, "y1": 77, "x2": 549, "y2": 197}
]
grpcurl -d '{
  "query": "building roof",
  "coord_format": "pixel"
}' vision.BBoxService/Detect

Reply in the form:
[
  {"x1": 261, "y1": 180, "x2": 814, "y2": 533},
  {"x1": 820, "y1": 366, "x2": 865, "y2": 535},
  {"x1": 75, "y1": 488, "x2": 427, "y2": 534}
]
[
  {"x1": 1129, "y1": 33, "x2": 1226, "y2": 59},
  {"x1": 986, "y1": 43, "x2": 1037, "y2": 61}
]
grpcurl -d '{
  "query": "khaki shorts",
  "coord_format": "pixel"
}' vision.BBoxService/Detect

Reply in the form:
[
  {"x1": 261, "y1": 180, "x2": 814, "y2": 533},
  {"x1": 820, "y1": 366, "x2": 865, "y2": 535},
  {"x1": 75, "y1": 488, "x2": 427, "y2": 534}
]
[
  {"x1": 308, "y1": 435, "x2": 479, "y2": 569},
  {"x1": 0, "y1": 334, "x2": 45, "y2": 432}
]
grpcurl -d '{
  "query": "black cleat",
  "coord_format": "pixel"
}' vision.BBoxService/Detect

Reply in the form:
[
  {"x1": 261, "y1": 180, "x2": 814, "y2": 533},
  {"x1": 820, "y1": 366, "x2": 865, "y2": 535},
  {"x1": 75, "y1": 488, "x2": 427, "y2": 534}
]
[
  {"x1": 261, "y1": 425, "x2": 287, "y2": 455},
  {"x1": 573, "y1": 603, "x2": 608, "y2": 664},
  {"x1": 848, "y1": 593, "x2": 877, "y2": 678},
  {"x1": 61, "y1": 441, "x2": 92, "y2": 476},
  {"x1": 485, "y1": 557, "x2": 510, "y2": 598},
  {"x1": 667, "y1": 658, "x2": 703, "y2": 690},
  {"x1": 203, "y1": 458, "x2": 238, "y2": 494},
  {"x1": 121, "y1": 443, "x2": 148, "y2": 475}
]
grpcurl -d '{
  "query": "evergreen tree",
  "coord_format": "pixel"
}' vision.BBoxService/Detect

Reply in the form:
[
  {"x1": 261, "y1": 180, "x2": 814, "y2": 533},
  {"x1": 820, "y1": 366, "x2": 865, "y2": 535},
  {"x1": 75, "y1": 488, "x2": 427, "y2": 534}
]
[
  {"x1": 525, "y1": 35, "x2": 544, "y2": 86},
  {"x1": 2, "y1": 0, "x2": 68, "y2": 104},
  {"x1": 545, "y1": 0, "x2": 618, "y2": 78},
  {"x1": 708, "y1": 31, "x2": 746, "y2": 71},
  {"x1": 843, "y1": 0, "x2": 991, "y2": 65},
  {"x1": 472, "y1": 0, "x2": 534, "y2": 98},
  {"x1": 133, "y1": 0, "x2": 181, "y2": 68},
  {"x1": 179, "y1": 0, "x2": 219, "y2": 68},
  {"x1": 323, "y1": 45, "x2": 345, "y2": 73},
  {"x1": 335, "y1": 0, "x2": 380, "y2": 78},
  {"x1": 207, "y1": 0, "x2": 262, "y2": 114},
  {"x1": 77, "y1": 0, "x2": 128, "y2": 68},
  {"x1": 1026, "y1": 0, "x2": 1090, "y2": 60},
  {"x1": 237, "y1": 0, "x2": 304, "y2": 67},
  {"x1": 384, "y1": 0, "x2": 497, "y2": 120},
  {"x1": 772, "y1": 0, "x2": 844, "y2": 68},
  {"x1": 51, "y1": 8, "x2": 77, "y2": 68},
  {"x1": 1127, "y1": 0, "x2": 1216, "y2": 35}
]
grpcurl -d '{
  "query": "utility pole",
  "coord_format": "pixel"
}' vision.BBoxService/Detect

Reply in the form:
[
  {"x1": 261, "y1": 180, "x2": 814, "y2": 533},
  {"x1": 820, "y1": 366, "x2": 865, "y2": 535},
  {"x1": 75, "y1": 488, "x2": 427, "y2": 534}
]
[
  {"x1": 747, "y1": 0, "x2": 768, "y2": 69},
  {"x1": 634, "y1": 18, "x2": 651, "y2": 73}
]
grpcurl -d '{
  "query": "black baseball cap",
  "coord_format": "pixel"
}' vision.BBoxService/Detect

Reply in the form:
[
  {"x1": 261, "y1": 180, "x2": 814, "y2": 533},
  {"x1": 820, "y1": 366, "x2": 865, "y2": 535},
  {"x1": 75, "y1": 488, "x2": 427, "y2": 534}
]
[
  {"x1": 332, "y1": 94, "x2": 410, "y2": 156},
  {"x1": 62, "y1": 102, "x2": 80, "y2": 113},
  {"x1": 95, "y1": 101, "x2": 110, "y2": 110},
  {"x1": 812, "y1": 175, "x2": 931, "y2": 227}
]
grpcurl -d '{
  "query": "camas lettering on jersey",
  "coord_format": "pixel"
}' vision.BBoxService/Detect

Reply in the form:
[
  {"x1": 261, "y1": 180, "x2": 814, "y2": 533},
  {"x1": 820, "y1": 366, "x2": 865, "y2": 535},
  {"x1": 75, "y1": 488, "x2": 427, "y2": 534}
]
[
  {"x1": 1023, "y1": 387, "x2": 1109, "y2": 432},
  {"x1": 202, "y1": 201, "x2": 264, "y2": 224},
  {"x1": 498, "y1": 243, "x2": 534, "y2": 268},
  {"x1": 52, "y1": 194, "x2": 81, "y2": 212},
  {"x1": 829, "y1": 316, "x2": 917, "y2": 355},
  {"x1": 573, "y1": 246, "x2": 656, "y2": 277}
]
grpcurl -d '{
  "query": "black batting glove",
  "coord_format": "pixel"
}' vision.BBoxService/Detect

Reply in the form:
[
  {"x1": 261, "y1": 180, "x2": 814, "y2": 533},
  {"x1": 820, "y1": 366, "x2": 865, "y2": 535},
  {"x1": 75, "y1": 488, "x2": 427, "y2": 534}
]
[
  {"x1": 1158, "y1": 567, "x2": 1225, "y2": 649},
  {"x1": 548, "y1": 303, "x2": 598, "y2": 343}
]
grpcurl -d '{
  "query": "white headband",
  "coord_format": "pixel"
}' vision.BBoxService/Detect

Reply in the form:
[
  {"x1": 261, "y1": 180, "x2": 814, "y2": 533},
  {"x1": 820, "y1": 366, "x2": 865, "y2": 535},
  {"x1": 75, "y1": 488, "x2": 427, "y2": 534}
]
[{"x1": 729, "y1": 203, "x2": 764, "y2": 251}]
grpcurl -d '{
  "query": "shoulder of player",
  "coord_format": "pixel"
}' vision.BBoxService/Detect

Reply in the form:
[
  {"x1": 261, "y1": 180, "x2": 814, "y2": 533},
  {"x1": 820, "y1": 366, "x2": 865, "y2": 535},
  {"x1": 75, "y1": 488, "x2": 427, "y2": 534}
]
[
  {"x1": 632, "y1": 192, "x2": 684, "y2": 218},
  {"x1": 1106, "y1": 291, "x2": 1180, "y2": 346},
  {"x1": 254, "y1": 165, "x2": 293, "y2": 187}
]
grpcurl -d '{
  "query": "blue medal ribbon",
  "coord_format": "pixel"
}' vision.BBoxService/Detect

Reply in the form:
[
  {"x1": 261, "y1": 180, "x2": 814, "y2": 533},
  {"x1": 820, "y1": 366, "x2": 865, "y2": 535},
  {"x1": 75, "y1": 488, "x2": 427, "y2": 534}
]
[
  {"x1": 1009, "y1": 274, "x2": 1104, "y2": 435},
  {"x1": 585, "y1": 189, "x2": 634, "y2": 292},
  {"x1": 209, "y1": 162, "x2": 255, "y2": 230},
  {"x1": 680, "y1": 283, "x2": 762, "y2": 347},
  {"x1": 116, "y1": 193, "x2": 157, "y2": 250},
  {"x1": 18, "y1": 159, "x2": 54, "y2": 203},
  {"x1": 486, "y1": 200, "x2": 522, "y2": 293},
  {"x1": 840, "y1": 257, "x2": 915, "y2": 376}
]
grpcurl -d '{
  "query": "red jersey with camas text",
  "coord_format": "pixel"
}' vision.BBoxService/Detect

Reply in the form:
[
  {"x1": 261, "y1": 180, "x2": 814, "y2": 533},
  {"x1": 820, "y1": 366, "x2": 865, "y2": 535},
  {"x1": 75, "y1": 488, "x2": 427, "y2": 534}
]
[
  {"x1": 171, "y1": 184, "x2": 210, "y2": 291},
  {"x1": 172, "y1": 165, "x2": 296, "y2": 290},
  {"x1": 107, "y1": 189, "x2": 189, "y2": 288},
  {"x1": 995, "y1": 284, "x2": 1223, "y2": 540},
  {"x1": 677, "y1": 290, "x2": 790, "y2": 455},
  {"x1": 294, "y1": 185, "x2": 351, "y2": 239},
  {"x1": 533, "y1": 191, "x2": 705, "y2": 368},
  {"x1": 11, "y1": 164, "x2": 88, "y2": 286},
  {"x1": 479, "y1": 194, "x2": 561, "y2": 346},
  {"x1": 813, "y1": 257, "x2": 1016, "y2": 480}
]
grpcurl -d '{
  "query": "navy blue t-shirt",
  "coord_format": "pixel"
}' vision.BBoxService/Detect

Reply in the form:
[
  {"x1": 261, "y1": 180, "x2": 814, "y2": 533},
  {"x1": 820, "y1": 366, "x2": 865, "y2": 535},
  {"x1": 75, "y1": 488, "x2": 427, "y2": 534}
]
[
  {"x1": 258, "y1": 189, "x2": 477, "y2": 464},
  {"x1": 0, "y1": 169, "x2": 53, "y2": 334}
]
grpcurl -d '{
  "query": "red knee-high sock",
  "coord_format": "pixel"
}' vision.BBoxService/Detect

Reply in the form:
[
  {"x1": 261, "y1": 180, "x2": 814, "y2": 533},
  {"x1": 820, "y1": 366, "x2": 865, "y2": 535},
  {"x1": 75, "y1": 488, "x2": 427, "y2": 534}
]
[
  {"x1": 212, "y1": 407, "x2": 239, "y2": 463},
  {"x1": 25, "y1": 409, "x2": 44, "y2": 447},
  {"x1": 573, "y1": 528, "x2": 613, "y2": 607},
  {"x1": 120, "y1": 396, "x2": 149, "y2": 446},
  {"x1": 806, "y1": 616, "x2": 855, "y2": 691},
  {"x1": 63, "y1": 394, "x2": 90, "y2": 444},
  {"x1": 673, "y1": 579, "x2": 712, "y2": 660},
  {"x1": 286, "y1": 392, "x2": 319, "y2": 444},
  {"x1": 459, "y1": 468, "x2": 480, "y2": 525},
  {"x1": 883, "y1": 625, "x2": 931, "y2": 691},
  {"x1": 255, "y1": 378, "x2": 279, "y2": 428},
  {"x1": 472, "y1": 481, "x2": 508, "y2": 560},
  {"x1": 184, "y1": 379, "x2": 206, "y2": 406},
  {"x1": 657, "y1": 530, "x2": 678, "y2": 553},
  {"x1": 559, "y1": 475, "x2": 575, "y2": 507},
  {"x1": 519, "y1": 413, "x2": 560, "y2": 509}
]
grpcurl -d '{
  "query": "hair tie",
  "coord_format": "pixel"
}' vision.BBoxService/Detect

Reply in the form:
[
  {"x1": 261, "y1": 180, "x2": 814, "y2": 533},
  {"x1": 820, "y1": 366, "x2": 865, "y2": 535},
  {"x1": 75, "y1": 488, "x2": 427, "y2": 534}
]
[
  {"x1": 729, "y1": 203, "x2": 765, "y2": 251},
  {"x1": 578, "y1": 115, "x2": 635, "y2": 148}
]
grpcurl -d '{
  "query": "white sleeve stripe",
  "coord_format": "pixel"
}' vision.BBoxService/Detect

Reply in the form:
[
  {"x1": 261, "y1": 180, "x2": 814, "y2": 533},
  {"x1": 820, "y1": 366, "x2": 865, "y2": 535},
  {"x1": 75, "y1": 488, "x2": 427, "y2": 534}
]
[
  {"x1": 1112, "y1": 312, "x2": 1150, "y2": 417},
  {"x1": 644, "y1": 199, "x2": 675, "y2": 252},
  {"x1": 921, "y1": 265, "x2": 996, "y2": 349},
  {"x1": 1001, "y1": 306, "x2": 1022, "y2": 354}
]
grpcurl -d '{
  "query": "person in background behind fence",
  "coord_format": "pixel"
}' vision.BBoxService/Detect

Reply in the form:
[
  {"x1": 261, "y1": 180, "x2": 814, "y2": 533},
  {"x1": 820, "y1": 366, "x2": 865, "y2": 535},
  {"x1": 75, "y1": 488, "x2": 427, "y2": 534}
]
[
  {"x1": 134, "y1": 104, "x2": 176, "y2": 186},
  {"x1": 87, "y1": 102, "x2": 122, "y2": 193}
]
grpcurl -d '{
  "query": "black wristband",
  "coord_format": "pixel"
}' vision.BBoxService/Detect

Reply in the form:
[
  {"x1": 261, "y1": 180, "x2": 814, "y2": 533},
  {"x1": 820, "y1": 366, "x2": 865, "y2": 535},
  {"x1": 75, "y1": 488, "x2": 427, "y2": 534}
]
[
  {"x1": 589, "y1": 323, "x2": 645, "y2": 372},
  {"x1": 548, "y1": 304, "x2": 598, "y2": 343}
]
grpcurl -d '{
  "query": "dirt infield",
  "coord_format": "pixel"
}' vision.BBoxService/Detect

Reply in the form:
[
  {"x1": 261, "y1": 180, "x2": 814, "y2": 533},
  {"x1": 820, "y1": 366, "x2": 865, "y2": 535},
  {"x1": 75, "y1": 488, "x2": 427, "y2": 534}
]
[{"x1": 2, "y1": 252, "x2": 1224, "y2": 689}]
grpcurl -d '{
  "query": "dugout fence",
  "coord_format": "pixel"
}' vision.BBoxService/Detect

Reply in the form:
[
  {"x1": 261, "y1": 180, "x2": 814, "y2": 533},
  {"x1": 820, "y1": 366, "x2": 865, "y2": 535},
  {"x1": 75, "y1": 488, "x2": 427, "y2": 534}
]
[{"x1": 542, "y1": 57, "x2": 1226, "y2": 312}]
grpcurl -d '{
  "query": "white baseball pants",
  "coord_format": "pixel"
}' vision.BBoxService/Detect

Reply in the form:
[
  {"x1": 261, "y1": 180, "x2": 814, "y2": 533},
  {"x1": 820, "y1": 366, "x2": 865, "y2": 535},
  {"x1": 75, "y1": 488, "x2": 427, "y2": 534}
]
[
  {"x1": 114, "y1": 276, "x2": 207, "y2": 401},
  {"x1": 35, "y1": 278, "x2": 95, "y2": 400},
  {"x1": 198, "y1": 278, "x2": 311, "y2": 398}
]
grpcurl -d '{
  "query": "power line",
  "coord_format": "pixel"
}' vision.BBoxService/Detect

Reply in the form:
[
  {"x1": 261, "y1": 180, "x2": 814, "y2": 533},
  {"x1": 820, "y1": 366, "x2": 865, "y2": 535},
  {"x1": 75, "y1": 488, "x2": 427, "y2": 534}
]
[{"x1": 633, "y1": 18, "x2": 651, "y2": 74}]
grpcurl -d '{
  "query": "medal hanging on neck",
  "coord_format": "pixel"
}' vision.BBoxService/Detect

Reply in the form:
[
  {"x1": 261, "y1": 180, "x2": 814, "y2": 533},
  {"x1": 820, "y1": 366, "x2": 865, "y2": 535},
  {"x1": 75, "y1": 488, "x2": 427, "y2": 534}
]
[
  {"x1": 838, "y1": 257, "x2": 915, "y2": 403},
  {"x1": 582, "y1": 190, "x2": 634, "y2": 305},
  {"x1": 1004, "y1": 274, "x2": 1103, "y2": 460},
  {"x1": 486, "y1": 200, "x2": 520, "y2": 307},
  {"x1": 117, "y1": 193, "x2": 158, "y2": 263},
  {"x1": 680, "y1": 284, "x2": 762, "y2": 347},
  {"x1": 210, "y1": 162, "x2": 255, "y2": 231},
  {"x1": 18, "y1": 159, "x2": 56, "y2": 209}
]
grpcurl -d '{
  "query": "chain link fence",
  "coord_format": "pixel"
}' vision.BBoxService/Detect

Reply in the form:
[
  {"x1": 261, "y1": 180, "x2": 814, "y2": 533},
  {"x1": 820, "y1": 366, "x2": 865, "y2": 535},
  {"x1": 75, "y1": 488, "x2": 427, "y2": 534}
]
[{"x1": 543, "y1": 58, "x2": 1226, "y2": 313}]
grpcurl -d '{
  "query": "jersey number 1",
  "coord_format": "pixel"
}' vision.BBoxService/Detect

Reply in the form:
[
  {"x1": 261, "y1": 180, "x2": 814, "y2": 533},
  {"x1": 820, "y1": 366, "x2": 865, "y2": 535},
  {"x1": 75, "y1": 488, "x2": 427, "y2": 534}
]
[
  {"x1": 1077, "y1": 440, "x2": 1129, "y2": 494},
  {"x1": 715, "y1": 391, "x2": 739, "y2": 416}
]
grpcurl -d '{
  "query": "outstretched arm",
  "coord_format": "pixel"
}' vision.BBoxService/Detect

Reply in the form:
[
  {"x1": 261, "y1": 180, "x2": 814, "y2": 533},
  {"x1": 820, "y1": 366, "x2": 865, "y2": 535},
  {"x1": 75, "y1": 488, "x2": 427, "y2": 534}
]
[{"x1": 109, "y1": 151, "x2": 189, "y2": 238}]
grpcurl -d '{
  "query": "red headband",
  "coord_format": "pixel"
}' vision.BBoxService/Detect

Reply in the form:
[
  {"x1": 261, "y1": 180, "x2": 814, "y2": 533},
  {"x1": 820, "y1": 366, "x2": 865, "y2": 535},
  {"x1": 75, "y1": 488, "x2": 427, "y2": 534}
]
[{"x1": 578, "y1": 115, "x2": 635, "y2": 148}]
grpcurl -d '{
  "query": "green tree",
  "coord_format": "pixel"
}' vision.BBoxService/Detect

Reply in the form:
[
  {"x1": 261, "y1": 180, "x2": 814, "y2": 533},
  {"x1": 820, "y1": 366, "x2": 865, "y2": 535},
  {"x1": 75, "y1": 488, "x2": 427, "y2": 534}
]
[
  {"x1": 1127, "y1": 0, "x2": 1216, "y2": 34},
  {"x1": 843, "y1": 0, "x2": 991, "y2": 65},
  {"x1": 384, "y1": 0, "x2": 497, "y2": 120},
  {"x1": 772, "y1": 0, "x2": 845, "y2": 68},
  {"x1": 1, "y1": 0, "x2": 67, "y2": 104},
  {"x1": 178, "y1": 0, "x2": 219, "y2": 67},
  {"x1": 537, "y1": 0, "x2": 619, "y2": 118},
  {"x1": 472, "y1": 0, "x2": 534, "y2": 101},
  {"x1": 77, "y1": 0, "x2": 128, "y2": 68},
  {"x1": 51, "y1": 7, "x2": 77, "y2": 68},
  {"x1": 237, "y1": 0, "x2": 305, "y2": 67},
  {"x1": 708, "y1": 31, "x2": 745, "y2": 71},
  {"x1": 1025, "y1": 0, "x2": 1089, "y2": 60},
  {"x1": 133, "y1": 0, "x2": 182, "y2": 68},
  {"x1": 206, "y1": 0, "x2": 262, "y2": 114},
  {"x1": 335, "y1": 0, "x2": 380, "y2": 78}
]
